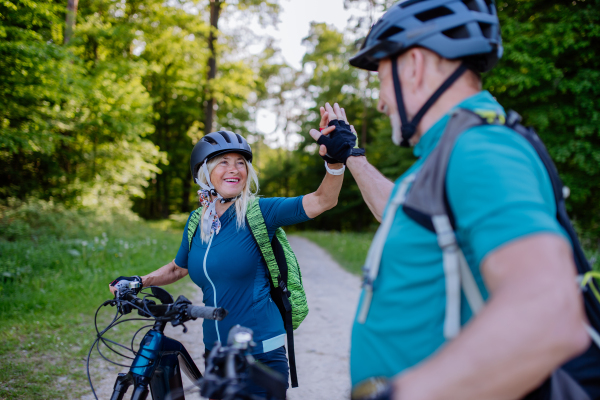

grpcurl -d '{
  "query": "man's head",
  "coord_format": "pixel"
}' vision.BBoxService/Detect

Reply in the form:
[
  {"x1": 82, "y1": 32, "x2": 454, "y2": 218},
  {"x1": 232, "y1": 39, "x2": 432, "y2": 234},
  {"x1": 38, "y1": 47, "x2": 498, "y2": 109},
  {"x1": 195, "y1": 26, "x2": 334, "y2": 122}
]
[
  {"x1": 350, "y1": 0, "x2": 502, "y2": 146},
  {"x1": 377, "y1": 48, "x2": 482, "y2": 145}
]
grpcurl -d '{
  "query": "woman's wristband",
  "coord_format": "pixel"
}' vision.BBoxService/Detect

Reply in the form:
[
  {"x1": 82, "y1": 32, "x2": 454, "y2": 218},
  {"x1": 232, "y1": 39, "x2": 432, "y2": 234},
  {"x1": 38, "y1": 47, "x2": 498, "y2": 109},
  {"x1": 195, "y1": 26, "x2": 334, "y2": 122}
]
[{"x1": 324, "y1": 161, "x2": 345, "y2": 176}]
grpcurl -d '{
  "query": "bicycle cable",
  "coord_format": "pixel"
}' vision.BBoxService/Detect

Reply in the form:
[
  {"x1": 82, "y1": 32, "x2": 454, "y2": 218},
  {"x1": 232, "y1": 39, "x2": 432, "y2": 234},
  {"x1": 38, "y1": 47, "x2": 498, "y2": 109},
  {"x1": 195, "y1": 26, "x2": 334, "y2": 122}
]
[{"x1": 87, "y1": 298, "x2": 156, "y2": 399}]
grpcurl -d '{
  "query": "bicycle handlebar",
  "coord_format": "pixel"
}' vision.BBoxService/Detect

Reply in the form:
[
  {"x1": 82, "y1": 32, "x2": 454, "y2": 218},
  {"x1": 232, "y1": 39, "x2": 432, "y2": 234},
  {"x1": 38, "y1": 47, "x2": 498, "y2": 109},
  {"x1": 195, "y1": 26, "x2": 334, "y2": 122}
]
[
  {"x1": 188, "y1": 305, "x2": 228, "y2": 321},
  {"x1": 119, "y1": 289, "x2": 228, "y2": 322}
]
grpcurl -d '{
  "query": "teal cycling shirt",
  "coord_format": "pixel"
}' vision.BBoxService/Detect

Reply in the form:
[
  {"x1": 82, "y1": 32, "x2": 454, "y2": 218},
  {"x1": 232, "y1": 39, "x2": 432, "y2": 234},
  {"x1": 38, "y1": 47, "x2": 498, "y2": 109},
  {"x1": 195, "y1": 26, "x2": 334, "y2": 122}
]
[
  {"x1": 174, "y1": 196, "x2": 310, "y2": 355},
  {"x1": 350, "y1": 91, "x2": 568, "y2": 386}
]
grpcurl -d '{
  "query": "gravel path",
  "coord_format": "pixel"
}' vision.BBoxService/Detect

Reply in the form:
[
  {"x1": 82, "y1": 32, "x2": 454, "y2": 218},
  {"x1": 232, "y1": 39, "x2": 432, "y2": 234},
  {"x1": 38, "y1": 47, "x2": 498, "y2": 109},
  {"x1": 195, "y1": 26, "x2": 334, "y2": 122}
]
[{"x1": 82, "y1": 235, "x2": 362, "y2": 400}]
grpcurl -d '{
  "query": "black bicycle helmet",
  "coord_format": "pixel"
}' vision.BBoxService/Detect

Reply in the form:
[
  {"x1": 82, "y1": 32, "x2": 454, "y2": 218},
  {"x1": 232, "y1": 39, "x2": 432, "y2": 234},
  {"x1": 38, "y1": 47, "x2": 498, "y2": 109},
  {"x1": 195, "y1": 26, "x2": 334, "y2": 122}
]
[
  {"x1": 349, "y1": 0, "x2": 503, "y2": 147},
  {"x1": 190, "y1": 130, "x2": 252, "y2": 181},
  {"x1": 350, "y1": 0, "x2": 503, "y2": 73}
]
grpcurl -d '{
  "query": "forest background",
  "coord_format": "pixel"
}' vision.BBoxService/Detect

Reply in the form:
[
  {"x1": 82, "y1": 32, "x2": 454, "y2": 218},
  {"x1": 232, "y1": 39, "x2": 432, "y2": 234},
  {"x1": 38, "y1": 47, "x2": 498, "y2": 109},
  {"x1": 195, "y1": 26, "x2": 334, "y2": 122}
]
[
  {"x1": 1, "y1": 0, "x2": 599, "y2": 237},
  {"x1": 1, "y1": 0, "x2": 599, "y2": 398}
]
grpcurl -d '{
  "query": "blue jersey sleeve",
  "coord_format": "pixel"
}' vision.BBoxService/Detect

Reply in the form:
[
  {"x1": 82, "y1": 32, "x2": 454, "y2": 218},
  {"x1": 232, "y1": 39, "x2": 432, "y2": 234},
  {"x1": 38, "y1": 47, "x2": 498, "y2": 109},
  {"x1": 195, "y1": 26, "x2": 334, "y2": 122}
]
[
  {"x1": 174, "y1": 213, "x2": 194, "y2": 269},
  {"x1": 446, "y1": 124, "x2": 567, "y2": 268},
  {"x1": 258, "y1": 196, "x2": 311, "y2": 233}
]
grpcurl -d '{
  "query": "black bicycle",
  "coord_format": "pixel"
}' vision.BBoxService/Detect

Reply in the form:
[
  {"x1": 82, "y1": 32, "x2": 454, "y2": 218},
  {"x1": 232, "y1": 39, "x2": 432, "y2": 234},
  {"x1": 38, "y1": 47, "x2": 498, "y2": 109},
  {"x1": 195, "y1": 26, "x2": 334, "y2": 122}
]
[{"x1": 88, "y1": 282, "x2": 287, "y2": 400}]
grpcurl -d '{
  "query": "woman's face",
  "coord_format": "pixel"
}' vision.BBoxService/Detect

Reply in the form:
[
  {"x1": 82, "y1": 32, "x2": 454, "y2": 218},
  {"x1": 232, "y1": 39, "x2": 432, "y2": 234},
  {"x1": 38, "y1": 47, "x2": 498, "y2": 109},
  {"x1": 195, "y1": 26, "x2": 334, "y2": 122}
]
[{"x1": 210, "y1": 153, "x2": 248, "y2": 199}]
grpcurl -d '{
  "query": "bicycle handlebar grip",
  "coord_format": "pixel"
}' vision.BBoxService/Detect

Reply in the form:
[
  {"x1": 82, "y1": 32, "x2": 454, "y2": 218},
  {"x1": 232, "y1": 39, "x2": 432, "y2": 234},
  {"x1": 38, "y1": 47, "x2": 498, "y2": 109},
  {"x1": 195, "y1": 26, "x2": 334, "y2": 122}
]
[{"x1": 188, "y1": 306, "x2": 228, "y2": 321}]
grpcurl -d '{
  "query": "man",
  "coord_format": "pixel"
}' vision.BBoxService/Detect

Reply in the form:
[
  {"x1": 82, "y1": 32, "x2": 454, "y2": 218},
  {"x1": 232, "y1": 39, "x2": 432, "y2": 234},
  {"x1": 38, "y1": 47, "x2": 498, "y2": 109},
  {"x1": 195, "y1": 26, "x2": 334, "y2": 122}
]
[{"x1": 308, "y1": 1, "x2": 592, "y2": 399}]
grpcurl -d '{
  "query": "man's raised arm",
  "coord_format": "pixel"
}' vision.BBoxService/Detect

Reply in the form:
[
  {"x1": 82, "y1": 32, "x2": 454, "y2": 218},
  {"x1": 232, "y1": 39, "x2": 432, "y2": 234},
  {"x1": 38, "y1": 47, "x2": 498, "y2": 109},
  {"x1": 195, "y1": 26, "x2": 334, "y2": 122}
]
[
  {"x1": 308, "y1": 102, "x2": 394, "y2": 222},
  {"x1": 346, "y1": 156, "x2": 394, "y2": 222}
]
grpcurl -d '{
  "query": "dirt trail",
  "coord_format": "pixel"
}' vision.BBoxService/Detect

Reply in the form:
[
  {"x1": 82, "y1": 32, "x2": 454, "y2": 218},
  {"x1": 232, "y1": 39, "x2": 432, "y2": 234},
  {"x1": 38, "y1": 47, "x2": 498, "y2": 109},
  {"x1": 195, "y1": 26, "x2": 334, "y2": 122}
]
[{"x1": 81, "y1": 235, "x2": 362, "y2": 400}]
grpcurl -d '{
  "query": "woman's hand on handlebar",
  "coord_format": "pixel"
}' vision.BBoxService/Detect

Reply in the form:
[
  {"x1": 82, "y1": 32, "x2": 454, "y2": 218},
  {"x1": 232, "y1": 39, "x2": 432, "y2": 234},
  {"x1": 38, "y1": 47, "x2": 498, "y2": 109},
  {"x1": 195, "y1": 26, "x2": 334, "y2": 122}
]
[{"x1": 109, "y1": 275, "x2": 142, "y2": 296}]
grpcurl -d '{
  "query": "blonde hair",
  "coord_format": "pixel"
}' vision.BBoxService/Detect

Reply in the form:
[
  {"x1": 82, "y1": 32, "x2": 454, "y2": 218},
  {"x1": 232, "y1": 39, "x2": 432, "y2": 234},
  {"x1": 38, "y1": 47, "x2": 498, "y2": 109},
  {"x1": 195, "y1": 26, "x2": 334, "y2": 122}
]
[{"x1": 196, "y1": 153, "x2": 259, "y2": 243}]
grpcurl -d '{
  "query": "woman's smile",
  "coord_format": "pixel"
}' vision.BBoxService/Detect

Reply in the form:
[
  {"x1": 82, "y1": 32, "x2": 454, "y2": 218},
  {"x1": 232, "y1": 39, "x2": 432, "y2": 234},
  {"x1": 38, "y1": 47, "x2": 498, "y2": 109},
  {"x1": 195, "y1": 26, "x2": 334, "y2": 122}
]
[{"x1": 211, "y1": 153, "x2": 248, "y2": 198}]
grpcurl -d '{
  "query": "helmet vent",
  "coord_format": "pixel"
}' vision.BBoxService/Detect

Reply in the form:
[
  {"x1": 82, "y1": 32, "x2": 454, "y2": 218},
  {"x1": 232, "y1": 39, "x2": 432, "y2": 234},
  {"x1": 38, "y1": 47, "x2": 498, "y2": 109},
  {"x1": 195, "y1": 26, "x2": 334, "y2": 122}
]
[
  {"x1": 415, "y1": 6, "x2": 453, "y2": 22},
  {"x1": 478, "y1": 22, "x2": 493, "y2": 39},
  {"x1": 442, "y1": 25, "x2": 470, "y2": 39},
  {"x1": 461, "y1": 0, "x2": 480, "y2": 12},
  {"x1": 235, "y1": 133, "x2": 244, "y2": 144},
  {"x1": 203, "y1": 136, "x2": 218, "y2": 145},
  {"x1": 379, "y1": 26, "x2": 405, "y2": 40},
  {"x1": 218, "y1": 131, "x2": 231, "y2": 143}
]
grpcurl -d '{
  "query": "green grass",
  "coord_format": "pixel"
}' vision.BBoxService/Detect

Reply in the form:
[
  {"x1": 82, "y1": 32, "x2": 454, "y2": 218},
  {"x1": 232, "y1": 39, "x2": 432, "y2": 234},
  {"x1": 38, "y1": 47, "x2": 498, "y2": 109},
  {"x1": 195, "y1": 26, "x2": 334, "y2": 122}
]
[
  {"x1": 0, "y1": 201, "x2": 197, "y2": 399},
  {"x1": 295, "y1": 231, "x2": 374, "y2": 275}
]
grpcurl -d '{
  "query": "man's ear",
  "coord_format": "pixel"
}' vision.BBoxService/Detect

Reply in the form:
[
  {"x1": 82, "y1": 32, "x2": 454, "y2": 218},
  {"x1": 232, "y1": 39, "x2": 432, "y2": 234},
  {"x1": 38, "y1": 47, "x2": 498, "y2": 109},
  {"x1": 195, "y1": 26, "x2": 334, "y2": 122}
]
[
  {"x1": 410, "y1": 48, "x2": 425, "y2": 94},
  {"x1": 399, "y1": 48, "x2": 425, "y2": 95}
]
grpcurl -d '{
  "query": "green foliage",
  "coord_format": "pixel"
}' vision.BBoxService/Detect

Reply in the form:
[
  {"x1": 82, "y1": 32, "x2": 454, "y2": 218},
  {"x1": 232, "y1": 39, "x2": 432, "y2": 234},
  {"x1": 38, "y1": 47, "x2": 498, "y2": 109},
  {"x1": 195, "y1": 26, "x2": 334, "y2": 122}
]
[
  {"x1": 0, "y1": 0, "x2": 165, "y2": 210},
  {"x1": 0, "y1": 200, "x2": 191, "y2": 399},
  {"x1": 259, "y1": 22, "x2": 414, "y2": 231},
  {"x1": 487, "y1": 0, "x2": 600, "y2": 239},
  {"x1": 128, "y1": 0, "x2": 283, "y2": 218},
  {"x1": 260, "y1": 2, "x2": 600, "y2": 242},
  {"x1": 1, "y1": 0, "x2": 283, "y2": 218}
]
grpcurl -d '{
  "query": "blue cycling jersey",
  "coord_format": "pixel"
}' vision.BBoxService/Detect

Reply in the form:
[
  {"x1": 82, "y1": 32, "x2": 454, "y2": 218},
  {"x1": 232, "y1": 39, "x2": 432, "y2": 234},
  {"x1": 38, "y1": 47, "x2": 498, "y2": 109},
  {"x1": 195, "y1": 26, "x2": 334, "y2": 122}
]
[{"x1": 174, "y1": 196, "x2": 310, "y2": 354}]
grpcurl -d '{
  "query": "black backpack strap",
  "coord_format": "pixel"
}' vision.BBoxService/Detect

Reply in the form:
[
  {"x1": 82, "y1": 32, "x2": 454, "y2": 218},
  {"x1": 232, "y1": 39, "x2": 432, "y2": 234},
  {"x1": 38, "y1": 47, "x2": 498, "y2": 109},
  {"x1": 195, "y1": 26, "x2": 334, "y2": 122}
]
[
  {"x1": 271, "y1": 236, "x2": 298, "y2": 388},
  {"x1": 246, "y1": 200, "x2": 299, "y2": 388},
  {"x1": 404, "y1": 107, "x2": 600, "y2": 397},
  {"x1": 504, "y1": 112, "x2": 600, "y2": 329},
  {"x1": 504, "y1": 112, "x2": 600, "y2": 399}
]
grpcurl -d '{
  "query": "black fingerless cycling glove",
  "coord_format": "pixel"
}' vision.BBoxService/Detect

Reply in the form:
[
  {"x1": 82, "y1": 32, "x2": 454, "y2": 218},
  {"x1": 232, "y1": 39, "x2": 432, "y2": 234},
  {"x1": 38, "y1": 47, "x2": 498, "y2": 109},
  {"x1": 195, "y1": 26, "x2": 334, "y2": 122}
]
[{"x1": 318, "y1": 119, "x2": 365, "y2": 164}]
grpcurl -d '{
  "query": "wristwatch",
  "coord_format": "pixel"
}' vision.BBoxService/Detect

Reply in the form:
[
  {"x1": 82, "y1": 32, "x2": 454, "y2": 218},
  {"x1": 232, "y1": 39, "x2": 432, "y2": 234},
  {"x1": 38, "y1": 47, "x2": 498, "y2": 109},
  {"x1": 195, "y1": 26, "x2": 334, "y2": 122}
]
[{"x1": 351, "y1": 377, "x2": 393, "y2": 400}]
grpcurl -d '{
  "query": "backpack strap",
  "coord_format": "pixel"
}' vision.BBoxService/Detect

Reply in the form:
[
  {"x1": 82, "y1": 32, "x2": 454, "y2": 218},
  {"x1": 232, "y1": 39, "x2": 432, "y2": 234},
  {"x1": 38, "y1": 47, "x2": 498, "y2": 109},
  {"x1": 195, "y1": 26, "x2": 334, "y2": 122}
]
[
  {"x1": 246, "y1": 198, "x2": 299, "y2": 388},
  {"x1": 187, "y1": 207, "x2": 203, "y2": 251},
  {"x1": 247, "y1": 199, "x2": 281, "y2": 288},
  {"x1": 403, "y1": 108, "x2": 600, "y2": 343},
  {"x1": 401, "y1": 109, "x2": 487, "y2": 338},
  {"x1": 402, "y1": 108, "x2": 485, "y2": 230},
  {"x1": 503, "y1": 113, "x2": 600, "y2": 349}
]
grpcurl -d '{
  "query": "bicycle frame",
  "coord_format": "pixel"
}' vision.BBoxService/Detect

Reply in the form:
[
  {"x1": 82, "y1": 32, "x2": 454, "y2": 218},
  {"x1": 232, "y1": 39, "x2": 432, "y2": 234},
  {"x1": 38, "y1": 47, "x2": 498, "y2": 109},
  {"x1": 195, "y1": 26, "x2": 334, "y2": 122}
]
[{"x1": 109, "y1": 320, "x2": 202, "y2": 400}]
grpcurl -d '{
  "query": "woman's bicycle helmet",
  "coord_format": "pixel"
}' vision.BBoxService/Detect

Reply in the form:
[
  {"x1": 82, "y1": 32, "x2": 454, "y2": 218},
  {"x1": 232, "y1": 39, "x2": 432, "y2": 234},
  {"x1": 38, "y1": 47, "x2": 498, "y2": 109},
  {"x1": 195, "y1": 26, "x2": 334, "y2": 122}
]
[
  {"x1": 190, "y1": 130, "x2": 253, "y2": 182},
  {"x1": 350, "y1": 0, "x2": 503, "y2": 73},
  {"x1": 349, "y1": 0, "x2": 503, "y2": 147}
]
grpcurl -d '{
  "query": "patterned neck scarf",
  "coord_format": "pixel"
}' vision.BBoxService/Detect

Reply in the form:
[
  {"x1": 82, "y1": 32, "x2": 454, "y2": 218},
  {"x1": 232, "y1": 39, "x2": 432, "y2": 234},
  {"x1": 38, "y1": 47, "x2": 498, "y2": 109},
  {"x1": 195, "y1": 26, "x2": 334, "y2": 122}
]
[
  {"x1": 197, "y1": 188, "x2": 222, "y2": 237},
  {"x1": 195, "y1": 160, "x2": 241, "y2": 237}
]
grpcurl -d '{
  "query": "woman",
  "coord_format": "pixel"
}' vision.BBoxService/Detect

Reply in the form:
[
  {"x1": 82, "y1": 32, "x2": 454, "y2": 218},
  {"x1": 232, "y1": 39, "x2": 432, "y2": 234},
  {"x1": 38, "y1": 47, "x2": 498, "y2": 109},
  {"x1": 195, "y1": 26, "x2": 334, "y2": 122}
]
[{"x1": 109, "y1": 107, "x2": 349, "y2": 397}]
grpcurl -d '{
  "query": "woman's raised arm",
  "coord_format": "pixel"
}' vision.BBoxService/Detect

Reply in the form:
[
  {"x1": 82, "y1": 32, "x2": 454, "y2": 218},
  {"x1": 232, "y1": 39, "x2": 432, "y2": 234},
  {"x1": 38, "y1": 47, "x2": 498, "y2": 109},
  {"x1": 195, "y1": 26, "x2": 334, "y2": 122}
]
[{"x1": 302, "y1": 104, "x2": 347, "y2": 219}]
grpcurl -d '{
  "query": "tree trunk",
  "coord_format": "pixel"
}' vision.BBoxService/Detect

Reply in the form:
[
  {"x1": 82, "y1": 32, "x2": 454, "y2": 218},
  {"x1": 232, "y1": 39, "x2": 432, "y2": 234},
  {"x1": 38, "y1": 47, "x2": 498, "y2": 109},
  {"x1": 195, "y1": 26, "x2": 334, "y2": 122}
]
[
  {"x1": 204, "y1": 0, "x2": 223, "y2": 134},
  {"x1": 64, "y1": 0, "x2": 79, "y2": 44}
]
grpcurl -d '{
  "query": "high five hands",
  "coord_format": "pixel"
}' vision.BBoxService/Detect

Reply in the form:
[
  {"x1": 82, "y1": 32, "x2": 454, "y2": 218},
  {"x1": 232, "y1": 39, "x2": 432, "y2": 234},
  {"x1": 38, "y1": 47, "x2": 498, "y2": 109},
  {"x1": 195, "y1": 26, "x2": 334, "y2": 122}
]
[{"x1": 309, "y1": 103, "x2": 365, "y2": 165}]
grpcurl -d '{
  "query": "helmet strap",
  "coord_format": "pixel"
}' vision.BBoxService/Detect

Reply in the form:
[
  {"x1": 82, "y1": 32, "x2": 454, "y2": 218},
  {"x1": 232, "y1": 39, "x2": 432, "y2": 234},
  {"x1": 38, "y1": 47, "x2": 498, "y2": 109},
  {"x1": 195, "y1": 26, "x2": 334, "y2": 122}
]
[
  {"x1": 219, "y1": 194, "x2": 241, "y2": 204},
  {"x1": 391, "y1": 57, "x2": 468, "y2": 147}
]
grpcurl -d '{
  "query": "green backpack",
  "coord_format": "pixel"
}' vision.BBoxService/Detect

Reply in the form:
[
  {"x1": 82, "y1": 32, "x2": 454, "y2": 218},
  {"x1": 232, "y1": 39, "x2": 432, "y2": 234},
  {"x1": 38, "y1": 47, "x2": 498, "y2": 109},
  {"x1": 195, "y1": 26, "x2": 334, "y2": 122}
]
[{"x1": 186, "y1": 198, "x2": 308, "y2": 388}]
